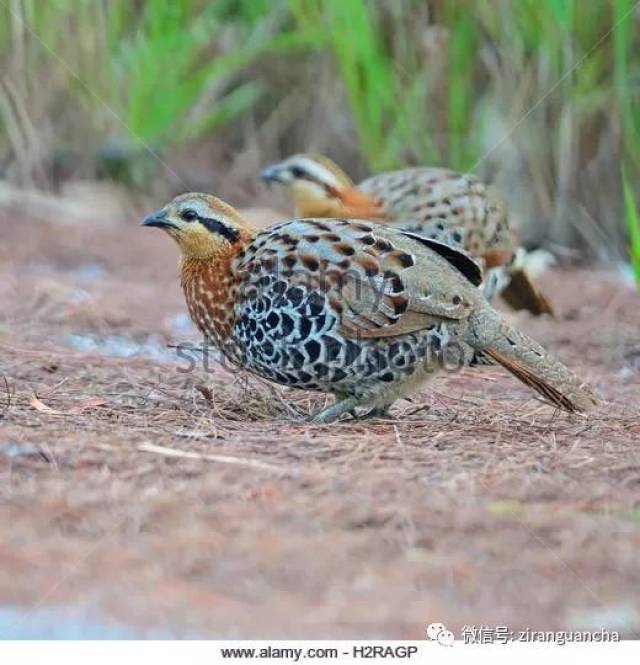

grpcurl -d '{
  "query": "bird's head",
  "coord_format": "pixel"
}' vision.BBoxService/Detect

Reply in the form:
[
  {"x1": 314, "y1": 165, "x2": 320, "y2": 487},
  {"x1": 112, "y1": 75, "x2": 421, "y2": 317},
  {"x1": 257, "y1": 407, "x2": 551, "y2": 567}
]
[
  {"x1": 260, "y1": 153, "x2": 352, "y2": 193},
  {"x1": 142, "y1": 193, "x2": 252, "y2": 260},
  {"x1": 260, "y1": 153, "x2": 379, "y2": 219}
]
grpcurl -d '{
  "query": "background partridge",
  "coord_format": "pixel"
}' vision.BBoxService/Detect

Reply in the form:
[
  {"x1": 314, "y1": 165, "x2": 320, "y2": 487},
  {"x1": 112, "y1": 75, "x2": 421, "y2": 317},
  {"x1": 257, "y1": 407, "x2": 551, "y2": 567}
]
[
  {"x1": 260, "y1": 154, "x2": 554, "y2": 316},
  {"x1": 143, "y1": 193, "x2": 596, "y2": 423}
]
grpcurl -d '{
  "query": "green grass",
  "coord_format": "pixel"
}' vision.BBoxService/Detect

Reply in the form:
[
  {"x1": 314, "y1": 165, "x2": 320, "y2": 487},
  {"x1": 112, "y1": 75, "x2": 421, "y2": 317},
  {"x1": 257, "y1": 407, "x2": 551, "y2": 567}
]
[
  {"x1": 0, "y1": 0, "x2": 308, "y2": 161},
  {"x1": 102, "y1": 0, "x2": 313, "y2": 147},
  {"x1": 0, "y1": 0, "x2": 639, "y2": 271},
  {"x1": 3, "y1": 0, "x2": 638, "y2": 173},
  {"x1": 622, "y1": 169, "x2": 640, "y2": 284},
  {"x1": 285, "y1": 0, "x2": 640, "y2": 180},
  {"x1": 614, "y1": 0, "x2": 640, "y2": 166},
  {"x1": 288, "y1": 0, "x2": 406, "y2": 170},
  {"x1": 106, "y1": 2, "x2": 260, "y2": 146},
  {"x1": 446, "y1": 9, "x2": 477, "y2": 171}
]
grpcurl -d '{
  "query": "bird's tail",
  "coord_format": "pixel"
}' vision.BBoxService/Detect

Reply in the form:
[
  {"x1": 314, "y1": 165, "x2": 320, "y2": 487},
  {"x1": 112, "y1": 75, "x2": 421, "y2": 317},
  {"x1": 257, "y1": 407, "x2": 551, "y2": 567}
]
[
  {"x1": 483, "y1": 247, "x2": 555, "y2": 316},
  {"x1": 469, "y1": 307, "x2": 598, "y2": 413},
  {"x1": 500, "y1": 268, "x2": 555, "y2": 316}
]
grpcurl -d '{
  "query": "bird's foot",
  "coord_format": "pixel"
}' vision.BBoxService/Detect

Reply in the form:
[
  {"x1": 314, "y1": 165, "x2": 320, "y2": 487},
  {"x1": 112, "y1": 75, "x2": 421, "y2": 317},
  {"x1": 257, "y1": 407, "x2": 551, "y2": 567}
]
[
  {"x1": 309, "y1": 399, "x2": 393, "y2": 423},
  {"x1": 354, "y1": 406, "x2": 392, "y2": 420},
  {"x1": 309, "y1": 397, "x2": 360, "y2": 424}
]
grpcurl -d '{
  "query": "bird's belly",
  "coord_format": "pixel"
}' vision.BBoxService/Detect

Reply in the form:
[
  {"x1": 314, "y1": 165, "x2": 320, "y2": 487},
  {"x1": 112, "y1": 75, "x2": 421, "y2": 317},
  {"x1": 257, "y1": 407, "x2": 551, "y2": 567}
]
[{"x1": 230, "y1": 314, "x2": 473, "y2": 398}]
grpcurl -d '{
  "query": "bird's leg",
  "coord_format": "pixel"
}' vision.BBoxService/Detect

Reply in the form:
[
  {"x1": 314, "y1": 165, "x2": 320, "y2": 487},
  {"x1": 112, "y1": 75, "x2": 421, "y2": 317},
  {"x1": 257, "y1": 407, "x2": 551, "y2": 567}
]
[
  {"x1": 310, "y1": 396, "x2": 362, "y2": 424},
  {"x1": 337, "y1": 390, "x2": 359, "y2": 419},
  {"x1": 310, "y1": 394, "x2": 395, "y2": 423}
]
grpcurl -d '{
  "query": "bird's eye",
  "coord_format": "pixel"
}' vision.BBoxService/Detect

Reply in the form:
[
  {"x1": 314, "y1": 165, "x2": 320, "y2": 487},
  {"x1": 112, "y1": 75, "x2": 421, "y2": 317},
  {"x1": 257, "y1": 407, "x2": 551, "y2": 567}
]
[
  {"x1": 290, "y1": 166, "x2": 306, "y2": 179},
  {"x1": 181, "y1": 209, "x2": 198, "y2": 222}
]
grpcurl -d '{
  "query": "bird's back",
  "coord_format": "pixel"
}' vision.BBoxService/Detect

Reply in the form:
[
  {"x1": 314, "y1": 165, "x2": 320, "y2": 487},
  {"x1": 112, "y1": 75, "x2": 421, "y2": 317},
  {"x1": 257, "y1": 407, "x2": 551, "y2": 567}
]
[{"x1": 358, "y1": 167, "x2": 516, "y2": 268}]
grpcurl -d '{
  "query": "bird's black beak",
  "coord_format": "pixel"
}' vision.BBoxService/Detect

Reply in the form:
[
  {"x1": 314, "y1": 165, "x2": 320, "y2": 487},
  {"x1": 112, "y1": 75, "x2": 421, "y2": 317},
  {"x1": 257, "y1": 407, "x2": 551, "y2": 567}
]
[
  {"x1": 260, "y1": 165, "x2": 285, "y2": 184},
  {"x1": 142, "y1": 209, "x2": 179, "y2": 230}
]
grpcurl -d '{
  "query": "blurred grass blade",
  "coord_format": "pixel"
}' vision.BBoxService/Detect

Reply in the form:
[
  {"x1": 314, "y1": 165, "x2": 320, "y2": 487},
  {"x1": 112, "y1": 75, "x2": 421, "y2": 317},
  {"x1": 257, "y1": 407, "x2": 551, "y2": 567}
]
[{"x1": 622, "y1": 169, "x2": 640, "y2": 284}]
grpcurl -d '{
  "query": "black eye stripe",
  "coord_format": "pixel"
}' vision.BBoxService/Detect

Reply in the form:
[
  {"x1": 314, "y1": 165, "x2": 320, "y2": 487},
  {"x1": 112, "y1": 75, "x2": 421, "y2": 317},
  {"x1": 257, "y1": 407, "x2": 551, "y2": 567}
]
[
  {"x1": 289, "y1": 166, "x2": 336, "y2": 195},
  {"x1": 291, "y1": 166, "x2": 320, "y2": 183},
  {"x1": 198, "y1": 216, "x2": 240, "y2": 243}
]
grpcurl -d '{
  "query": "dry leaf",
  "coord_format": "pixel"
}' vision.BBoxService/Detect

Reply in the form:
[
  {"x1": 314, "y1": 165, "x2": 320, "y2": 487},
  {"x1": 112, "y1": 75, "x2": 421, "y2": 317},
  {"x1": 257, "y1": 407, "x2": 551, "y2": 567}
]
[{"x1": 29, "y1": 393, "x2": 62, "y2": 415}]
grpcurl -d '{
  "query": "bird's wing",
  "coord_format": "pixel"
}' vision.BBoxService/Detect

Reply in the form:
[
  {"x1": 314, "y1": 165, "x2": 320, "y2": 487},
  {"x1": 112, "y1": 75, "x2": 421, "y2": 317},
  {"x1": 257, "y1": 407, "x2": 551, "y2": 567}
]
[
  {"x1": 399, "y1": 231, "x2": 482, "y2": 286},
  {"x1": 358, "y1": 167, "x2": 516, "y2": 265},
  {"x1": 236, "y1": 219, "x2": 479, "y2": 341}
]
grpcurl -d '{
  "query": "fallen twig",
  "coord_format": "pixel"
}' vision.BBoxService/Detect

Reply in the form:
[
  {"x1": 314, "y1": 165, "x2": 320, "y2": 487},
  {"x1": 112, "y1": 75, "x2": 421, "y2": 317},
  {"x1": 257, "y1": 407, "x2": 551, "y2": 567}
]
[
  {"x1": 2, "y1": 375, "x2": 11, "y2": 410},
  {"x1": 137, "y1": 442, "x2": 292, "y2": 475}
]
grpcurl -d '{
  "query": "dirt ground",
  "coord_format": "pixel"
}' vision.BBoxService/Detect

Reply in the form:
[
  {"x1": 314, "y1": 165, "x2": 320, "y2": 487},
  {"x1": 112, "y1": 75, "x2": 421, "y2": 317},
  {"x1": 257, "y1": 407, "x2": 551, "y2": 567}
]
[{"x1": 0, "y1": 201, "x2": 639, "y2": 639}]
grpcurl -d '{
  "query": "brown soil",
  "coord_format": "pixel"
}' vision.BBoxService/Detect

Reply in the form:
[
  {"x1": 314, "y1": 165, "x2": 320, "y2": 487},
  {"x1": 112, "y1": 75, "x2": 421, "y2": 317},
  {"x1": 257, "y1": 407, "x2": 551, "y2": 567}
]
[{"x1": 0, "y1": 205, "x2": 639, "y2": 638}]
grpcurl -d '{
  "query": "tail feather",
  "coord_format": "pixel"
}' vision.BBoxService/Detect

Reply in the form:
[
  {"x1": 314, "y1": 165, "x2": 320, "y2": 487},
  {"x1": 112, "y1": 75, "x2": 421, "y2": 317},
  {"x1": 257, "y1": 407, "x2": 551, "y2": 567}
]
[
  {"x1": 471, "y1": 308, "x2": 598, "y2": 413},
  {"x1": 484, "y1": 348, "x2": 580, "y2": 412},
  {"x1": 500, "y1": 268, "x2": 555, "y2": 317}
]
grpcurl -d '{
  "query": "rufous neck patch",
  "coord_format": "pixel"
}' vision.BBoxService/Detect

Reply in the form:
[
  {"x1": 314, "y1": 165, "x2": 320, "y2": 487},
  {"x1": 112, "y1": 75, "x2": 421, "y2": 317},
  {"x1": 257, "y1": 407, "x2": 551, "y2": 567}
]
[
  {"x1": 294, "y1": 185, "x2": 385, "y2": 221},
  {"x1": 332, "y1": 185, "x2": 385, "y2": 220}
]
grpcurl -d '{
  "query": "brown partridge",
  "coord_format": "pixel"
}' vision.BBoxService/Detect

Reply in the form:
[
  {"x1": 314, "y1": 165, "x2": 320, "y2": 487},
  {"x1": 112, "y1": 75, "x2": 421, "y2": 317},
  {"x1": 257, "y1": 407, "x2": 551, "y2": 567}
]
[
  {"x1": 143, "y1": 193, "x2": 596, "y2": 423},
  {"x1": 260, "y1": 154, "x2": 553, "y2": 316}
]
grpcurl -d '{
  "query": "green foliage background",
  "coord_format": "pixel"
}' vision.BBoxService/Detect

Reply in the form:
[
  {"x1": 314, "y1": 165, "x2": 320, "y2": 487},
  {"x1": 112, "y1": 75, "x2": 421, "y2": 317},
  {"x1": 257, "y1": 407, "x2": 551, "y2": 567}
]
[{"x1": 1, "y1": 0, "x2": 639, "y2": 277}]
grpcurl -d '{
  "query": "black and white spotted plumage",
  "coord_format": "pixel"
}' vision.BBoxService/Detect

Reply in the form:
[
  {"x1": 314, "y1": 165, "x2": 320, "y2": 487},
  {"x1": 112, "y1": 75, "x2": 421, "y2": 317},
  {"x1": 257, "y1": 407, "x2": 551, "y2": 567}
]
[
  {"x1": 225, "y1": 218, "x2": 480, "y2": 402},
  {"x1": 358, "y1": 167, "x2": 514, "y2": 265}
]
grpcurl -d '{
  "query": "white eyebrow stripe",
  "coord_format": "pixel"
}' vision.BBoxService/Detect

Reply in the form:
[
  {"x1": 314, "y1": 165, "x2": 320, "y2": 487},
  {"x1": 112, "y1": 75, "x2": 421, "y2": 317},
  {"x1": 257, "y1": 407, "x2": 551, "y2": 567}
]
[{"x1": 292, "y1": 157, "x2": 342, "y2": 188}]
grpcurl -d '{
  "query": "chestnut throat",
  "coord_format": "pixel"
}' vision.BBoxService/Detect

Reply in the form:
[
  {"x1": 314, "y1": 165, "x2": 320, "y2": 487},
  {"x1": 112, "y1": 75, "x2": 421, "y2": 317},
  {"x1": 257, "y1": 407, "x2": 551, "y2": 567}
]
[{"x1": 180, "y1": 249, "x2": 244, "y2": 344}]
